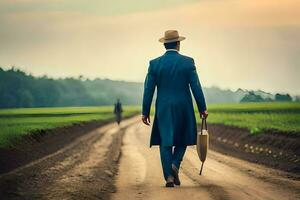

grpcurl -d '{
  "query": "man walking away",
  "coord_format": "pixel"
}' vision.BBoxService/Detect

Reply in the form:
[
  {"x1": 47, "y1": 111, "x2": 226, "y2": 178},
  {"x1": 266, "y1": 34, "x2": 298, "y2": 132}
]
[
  {"x1": 114, "y1": 99, "x2": 123, "y2": 125},
  {"x1": 142, "y1": 30, "x2": 208, "y2": 187}
]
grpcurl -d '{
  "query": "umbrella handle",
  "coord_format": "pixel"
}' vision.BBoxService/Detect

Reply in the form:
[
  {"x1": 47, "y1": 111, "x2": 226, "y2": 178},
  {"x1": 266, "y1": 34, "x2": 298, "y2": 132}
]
[
  {"x1": 199, "y1": 162, "x2": 204, "y2": 175},
  {"x1": 201, "y1": 118, "x2": 208, "y2": 134}
]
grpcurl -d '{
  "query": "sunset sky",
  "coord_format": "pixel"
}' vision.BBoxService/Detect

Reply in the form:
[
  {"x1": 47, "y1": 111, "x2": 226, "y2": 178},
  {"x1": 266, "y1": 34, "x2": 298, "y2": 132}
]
[{"x1": 0, "y1": 0, "x2": 299, "y2": 95}]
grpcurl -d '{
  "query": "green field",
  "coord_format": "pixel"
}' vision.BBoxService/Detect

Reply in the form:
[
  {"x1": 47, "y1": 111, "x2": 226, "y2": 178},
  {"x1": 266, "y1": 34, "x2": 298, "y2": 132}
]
[
  {"x1": 1, "y1": 102, "x2": 299, "y2": 148},
  {"x1": 0, "y1": 106, "x2": 140, "y2": 148},
  {"x1": 197, "y1": 102, "x2": 300, "y2": 134}
]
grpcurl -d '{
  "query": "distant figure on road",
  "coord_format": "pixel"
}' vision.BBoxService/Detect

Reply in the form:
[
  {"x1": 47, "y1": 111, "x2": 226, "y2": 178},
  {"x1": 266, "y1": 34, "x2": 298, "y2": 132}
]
[
  {"x1": 114, "y1": 99, "x2": 123, "y2": 125},
  {"x1": 142, "y1": 30, "x2": 208, "y2": 187}
]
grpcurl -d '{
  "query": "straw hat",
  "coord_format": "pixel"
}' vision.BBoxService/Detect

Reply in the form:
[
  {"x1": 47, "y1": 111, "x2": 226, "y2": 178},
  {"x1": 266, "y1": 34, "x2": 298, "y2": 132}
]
[{"x1": 159, "y1": 30, "x2": 186, "y2": 43}]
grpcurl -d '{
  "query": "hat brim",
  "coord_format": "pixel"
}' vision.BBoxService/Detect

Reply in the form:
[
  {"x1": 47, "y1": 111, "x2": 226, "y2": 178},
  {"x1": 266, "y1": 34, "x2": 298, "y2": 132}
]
[{"x1": 158, "y1": 36, "x2": 185, "y2": 43}]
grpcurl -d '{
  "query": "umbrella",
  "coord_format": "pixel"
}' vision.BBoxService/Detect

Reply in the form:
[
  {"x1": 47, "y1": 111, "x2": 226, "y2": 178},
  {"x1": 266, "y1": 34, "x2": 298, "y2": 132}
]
[{"x1": 196, "y1": 118, "x2": 209, "y2": 175}]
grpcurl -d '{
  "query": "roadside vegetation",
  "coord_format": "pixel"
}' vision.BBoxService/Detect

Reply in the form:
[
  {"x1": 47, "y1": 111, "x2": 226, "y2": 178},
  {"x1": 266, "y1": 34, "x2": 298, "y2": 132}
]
[
  {"x1": 0, "y1": 106, "x2": 140, "y2": 147},
  {"x1": 197, "y1": 102, "x2": 300, "y2": 134}
]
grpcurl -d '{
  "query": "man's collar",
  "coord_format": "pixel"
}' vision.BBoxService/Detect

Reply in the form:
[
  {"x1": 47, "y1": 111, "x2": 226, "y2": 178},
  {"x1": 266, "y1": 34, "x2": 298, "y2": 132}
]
[{"x1": 166, "y1": 49, "x2": 178, "y2": 52}]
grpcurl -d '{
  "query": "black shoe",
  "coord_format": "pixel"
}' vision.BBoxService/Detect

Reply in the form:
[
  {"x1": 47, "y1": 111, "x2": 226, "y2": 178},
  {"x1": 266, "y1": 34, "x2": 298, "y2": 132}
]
[
  {"x1": 165, "y1": 175, "x2": 175, "y2": 187},
  {"x1": 172, "y1": 164, "x2": 181, "y2": 186},
  {"x1": 165, "y1": 182, "x2": 174, "y2": 187}
]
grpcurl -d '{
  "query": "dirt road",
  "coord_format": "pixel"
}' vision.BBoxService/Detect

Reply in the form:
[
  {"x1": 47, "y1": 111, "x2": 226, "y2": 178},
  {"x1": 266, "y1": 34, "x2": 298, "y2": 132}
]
[
  {"x1": 0, "y1": 116, "x2": 139, "y2": 199},
  {"x1": 0, "y1": 116, "x2": 299, "y2": 200},
  {"x1": 113, "y1": 122, "x2": 300, "y2": 200}
]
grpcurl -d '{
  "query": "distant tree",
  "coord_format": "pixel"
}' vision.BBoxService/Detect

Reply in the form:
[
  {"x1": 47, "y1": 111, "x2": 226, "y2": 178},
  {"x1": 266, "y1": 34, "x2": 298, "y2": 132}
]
[
  {"x1": 19, "y1": 90, "x2": 34, "y2": 107},
  {"x1": 264, "y1": 97, "x2": 274, "y2": 102},
  {"x1": 240, "y1": 92, "x2": 264, "y2": 102},
  {"x1": 78, "y1": 75, "x2": 86, "y2": 81},
  {"x1": 275, "y1": 93, "x2": 292, "y2": 102},
  {"x1": 0, "y1": 94, "x2": 16, "y2": 108}
]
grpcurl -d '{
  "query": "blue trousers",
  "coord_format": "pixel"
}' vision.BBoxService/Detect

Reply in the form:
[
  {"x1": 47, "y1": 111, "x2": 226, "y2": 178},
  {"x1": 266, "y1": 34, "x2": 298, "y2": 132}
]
[{"x1": 159, "y1": 146, "x2": 187, "y2": 181}]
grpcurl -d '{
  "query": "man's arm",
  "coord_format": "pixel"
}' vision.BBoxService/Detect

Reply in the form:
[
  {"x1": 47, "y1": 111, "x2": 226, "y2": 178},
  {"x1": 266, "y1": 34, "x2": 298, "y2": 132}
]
[
  {"x1": 142, "y1": 62, "x2": 156, "y2": 124},
  {"x1": 188, "y1": 59, "x2": 208, "y2": 118}
]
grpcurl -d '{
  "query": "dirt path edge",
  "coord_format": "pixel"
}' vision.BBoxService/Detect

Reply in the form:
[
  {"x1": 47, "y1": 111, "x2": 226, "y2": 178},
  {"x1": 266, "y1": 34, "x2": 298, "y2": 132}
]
[
  {"x1": 208, "y1": 124, "x2": 300, "y2": 176},
  {"x1": 0, "y1": 116, "x2": 134, "y2": 175}
]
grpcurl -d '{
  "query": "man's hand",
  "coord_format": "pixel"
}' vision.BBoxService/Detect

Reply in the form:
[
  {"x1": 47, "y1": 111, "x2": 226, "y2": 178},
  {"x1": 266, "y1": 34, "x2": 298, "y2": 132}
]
[
  {"x1": 200, "y1": 110, "x2": 208, "y2": 119},
  {"x1": 142, "y1": 115, "x2": 151, "y2": 126}
]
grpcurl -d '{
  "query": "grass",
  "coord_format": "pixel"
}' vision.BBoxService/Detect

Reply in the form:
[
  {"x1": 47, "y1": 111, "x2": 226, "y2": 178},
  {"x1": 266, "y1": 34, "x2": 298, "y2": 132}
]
[
  {"x1": 196, "y1": 102, "x2": 300, "y2": 134},
  {"x1": 0, "y1": 106, "x2": 140, "y2": 148}
]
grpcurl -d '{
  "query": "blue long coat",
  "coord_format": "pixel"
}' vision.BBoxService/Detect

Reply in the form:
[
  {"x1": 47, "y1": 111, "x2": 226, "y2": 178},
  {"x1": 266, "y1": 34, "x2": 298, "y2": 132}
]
[{"x1": 142, "y1": 50, "x2": 207, "y2": 147}]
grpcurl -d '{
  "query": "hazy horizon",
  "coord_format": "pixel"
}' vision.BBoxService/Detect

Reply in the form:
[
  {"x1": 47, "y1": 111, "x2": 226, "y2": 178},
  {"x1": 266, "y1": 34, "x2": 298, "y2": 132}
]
[
  {"x1": 0, "y1": 0, "x2": 299, "y2": 95},
  {"x1": 1, "y1": 66, "x2": 298, "y2": 97}
]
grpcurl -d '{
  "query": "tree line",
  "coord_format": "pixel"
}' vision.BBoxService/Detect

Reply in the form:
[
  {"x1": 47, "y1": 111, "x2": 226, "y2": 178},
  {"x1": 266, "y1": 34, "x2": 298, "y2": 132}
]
[
  {"x1": 240, "y1": 91, "x2": 296, "y2": 103},
  {"x1": 0, "y1": 67, "x2": 298, "y2": 108},
  {"x1": 0, "y1": 67, "x2": 143, "y2": 108}
]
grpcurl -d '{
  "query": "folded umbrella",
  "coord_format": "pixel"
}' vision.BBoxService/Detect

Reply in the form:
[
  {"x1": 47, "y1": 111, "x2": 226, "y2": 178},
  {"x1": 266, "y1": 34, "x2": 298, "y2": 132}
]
[{"x1": 196, "y1": 118, "x2": 209, "y2": 175}]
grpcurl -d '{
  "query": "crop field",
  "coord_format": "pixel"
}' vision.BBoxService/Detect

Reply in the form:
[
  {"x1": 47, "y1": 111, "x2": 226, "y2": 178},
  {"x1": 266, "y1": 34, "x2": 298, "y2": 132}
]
[
  {"x1": 197, "y1": 102, "x2": 300, "y2": 134},
  {"x1": 0, "y1": 106, "x2": 140, "y2": 147}
]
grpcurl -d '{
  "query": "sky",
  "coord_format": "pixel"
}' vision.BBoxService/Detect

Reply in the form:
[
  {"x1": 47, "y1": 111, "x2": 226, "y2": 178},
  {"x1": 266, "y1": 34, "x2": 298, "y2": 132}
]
[{"x1": 0, "y1": 0, "x2": 299, "y2": 95}]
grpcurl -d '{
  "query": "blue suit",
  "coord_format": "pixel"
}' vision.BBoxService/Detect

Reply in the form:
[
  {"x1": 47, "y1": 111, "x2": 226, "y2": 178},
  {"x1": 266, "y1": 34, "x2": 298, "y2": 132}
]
[
  {"x1": 142, "y1": 50, "x2": 207, "y2": 180},
  {"x1": 142, "y1": 50, "x2": 207, "y2": 147}
]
